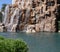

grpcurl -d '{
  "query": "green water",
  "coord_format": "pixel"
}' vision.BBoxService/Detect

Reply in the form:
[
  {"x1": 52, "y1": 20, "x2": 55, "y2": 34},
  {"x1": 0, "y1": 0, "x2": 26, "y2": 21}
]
[{"x1": 0, "y1": 32, "x2": 60, "y2": 52}]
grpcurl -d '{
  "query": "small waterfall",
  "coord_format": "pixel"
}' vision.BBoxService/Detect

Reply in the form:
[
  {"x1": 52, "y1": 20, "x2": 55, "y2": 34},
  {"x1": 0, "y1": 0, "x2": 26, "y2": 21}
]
[
  {"x1": 0, "y1": 0, "x2": 57, "y2": 32},
  {"x1": 3, "y1": 5, "x2": 9, "y2": 25},
  {"x1": 21, "y1": 0, "x2": 25, "y2": 9},
  {"x1": 10, "y1": 8, "x2": 18, "y2": 25},
  {"x1": 7, "y1": 8, "x2": 19, "y2": 32},
  {"x1": 24, "y1": 9, "x2": 30, "y2": 23},
  {"x1": 18, "y1": 10, "x2": 23, "y2": 24}
]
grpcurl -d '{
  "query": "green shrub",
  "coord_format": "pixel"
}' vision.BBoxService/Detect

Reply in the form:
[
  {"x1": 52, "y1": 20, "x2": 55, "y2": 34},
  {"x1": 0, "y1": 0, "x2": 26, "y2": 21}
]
[{"x1": 0, "y1": 36, "x2": 28, "y2": 52}]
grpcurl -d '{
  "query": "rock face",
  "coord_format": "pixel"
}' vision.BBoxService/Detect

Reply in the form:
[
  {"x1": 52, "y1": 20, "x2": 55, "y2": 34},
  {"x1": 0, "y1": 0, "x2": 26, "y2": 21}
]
[
  {"x1": 2, "y1": 0, "x2": 59, "y2": 32},
  {"x1": 0, "y1": 23, "x2": 7, "y2": 32}
]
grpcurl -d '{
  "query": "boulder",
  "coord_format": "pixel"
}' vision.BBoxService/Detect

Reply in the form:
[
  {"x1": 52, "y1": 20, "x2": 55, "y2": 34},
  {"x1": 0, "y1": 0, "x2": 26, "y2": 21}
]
[{"x1": 0, "y1": 23, "x2": 7, "y2": 32}]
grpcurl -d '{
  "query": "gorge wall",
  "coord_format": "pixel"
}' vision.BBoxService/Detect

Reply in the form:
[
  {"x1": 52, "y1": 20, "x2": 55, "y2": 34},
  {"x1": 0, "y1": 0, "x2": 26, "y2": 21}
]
[{"x1": 0, "y1": 0, "x2": 59, "y2": 32}]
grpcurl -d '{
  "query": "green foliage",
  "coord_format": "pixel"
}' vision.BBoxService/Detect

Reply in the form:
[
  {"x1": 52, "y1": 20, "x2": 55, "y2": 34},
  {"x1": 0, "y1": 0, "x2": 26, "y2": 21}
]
[
  {"x1": 0, "y1": 36, "x2": 5, "y2": 40},
  {"x1": 0, "y1": 36, "x2": 28, "y2": 52},
  {"x1": 1, "y1": 4, "x2": 7, "y2": 12},
  {"x1": 0, "y1": 12, "x2": 2, "y2": 22},
  {"x1": 0, "y1": 4, "x2": 7, "y2": 22}
]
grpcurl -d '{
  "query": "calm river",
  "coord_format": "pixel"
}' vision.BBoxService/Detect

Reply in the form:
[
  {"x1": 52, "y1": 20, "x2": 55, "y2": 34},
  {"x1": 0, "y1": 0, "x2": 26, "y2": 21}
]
[{"x1": 0, "y1": 32, "x2": 60, "y2": 52}]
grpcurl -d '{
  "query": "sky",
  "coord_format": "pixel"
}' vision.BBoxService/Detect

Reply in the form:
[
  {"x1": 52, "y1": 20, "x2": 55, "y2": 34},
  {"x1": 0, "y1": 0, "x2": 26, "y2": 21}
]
[{"x1": 0, "y1": 0, "x2": 12, "y2": 9}]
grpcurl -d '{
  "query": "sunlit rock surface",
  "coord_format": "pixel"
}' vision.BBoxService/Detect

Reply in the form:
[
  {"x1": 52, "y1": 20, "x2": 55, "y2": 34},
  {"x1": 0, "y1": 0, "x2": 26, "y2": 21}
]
[
  {"x1": 0, "y1": 23, "x2": 7, "y2": 32},
  {"x1": 2, "y1": 0, "x2": 59, "y2": 32}
]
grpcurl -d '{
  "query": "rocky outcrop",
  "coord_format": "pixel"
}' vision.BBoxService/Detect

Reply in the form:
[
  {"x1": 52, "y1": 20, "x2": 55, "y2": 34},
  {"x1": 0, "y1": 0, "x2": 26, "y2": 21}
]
[
  {"x1": 0, "y1": 23, "x2": 7, "y2": 32},
  {"x1": 1, "y1": 0, "x2": 59, "y2": 32}
]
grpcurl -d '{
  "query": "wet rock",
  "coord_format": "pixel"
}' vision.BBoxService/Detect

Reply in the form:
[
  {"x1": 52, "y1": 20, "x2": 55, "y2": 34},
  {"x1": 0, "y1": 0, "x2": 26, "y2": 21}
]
[
  {"x1": 0, "y1": 26, "x2": 4, "y2": 32},
  {"x1": 11, "y1": 24, "x2": 17, "y2": 32},
  {"x1": 19, "y1": 23, "x2": 25, "y2": 31},
  {"x1": 35, "y1": 24, "x2": 40, "y2": 32},
  {"x1": 44, "y1": 23, "x2": 51, "y2": 32},
  {"x1": 0, "y1": 23, "x2": 7, "y2": 32},
  {"x1": 26, "y1": 25, "x2": 36, "y2": 33},
  {"x1": 58, "y1": 30, "x2": 60, "y2": 33},
  {"x1": 2, "y1": 0, "x2": 58, "y2": 32}
]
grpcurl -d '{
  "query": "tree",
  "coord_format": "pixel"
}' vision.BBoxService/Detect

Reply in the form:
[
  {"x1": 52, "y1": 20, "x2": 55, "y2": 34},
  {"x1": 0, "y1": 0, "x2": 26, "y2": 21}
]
[
  {"x1": 0, "y1": 4, "x2": 7, "y2": 22},
  {"x1": 1, "y1": 4, "x2": 7, "y2": 12},
  {"x1": 0, "y1": 12, "x2": 3, "y2": 22}
]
